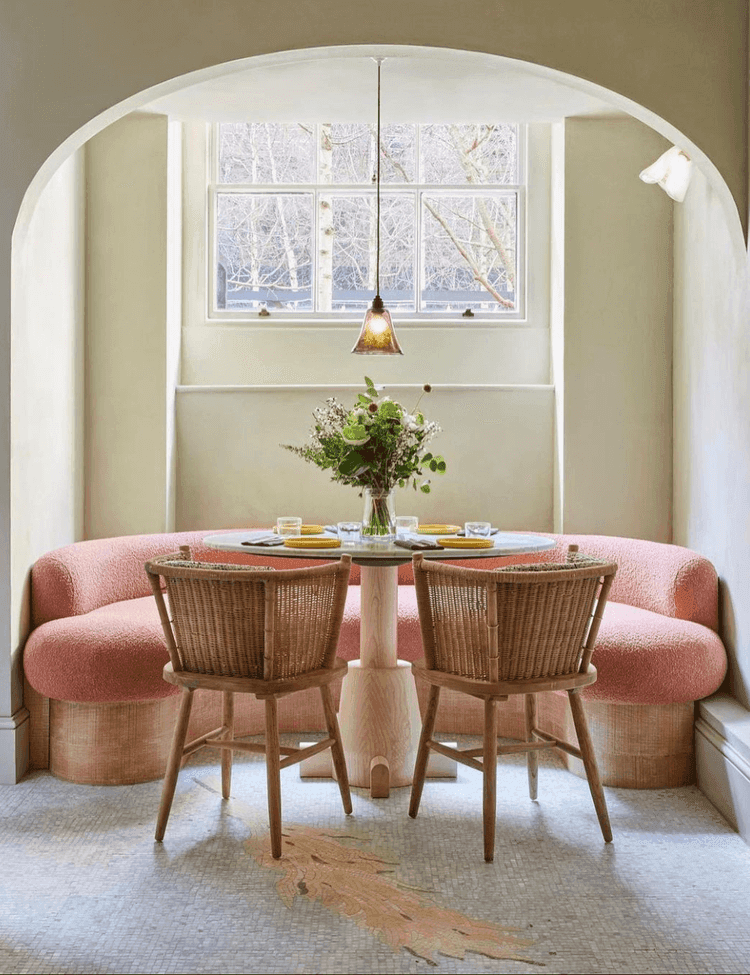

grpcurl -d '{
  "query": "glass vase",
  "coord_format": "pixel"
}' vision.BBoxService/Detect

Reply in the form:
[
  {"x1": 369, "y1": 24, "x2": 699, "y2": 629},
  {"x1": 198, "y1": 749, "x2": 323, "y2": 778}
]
[{"x1": 361, "y1": 488, "x2": 396, "y2": 543}]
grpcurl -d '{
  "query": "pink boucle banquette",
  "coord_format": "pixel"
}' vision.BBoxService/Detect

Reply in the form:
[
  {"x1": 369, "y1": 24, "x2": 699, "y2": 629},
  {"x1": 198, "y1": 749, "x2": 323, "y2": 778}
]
[{"x1": 23, "y1": 530, "x2": 727, "y2": 788}]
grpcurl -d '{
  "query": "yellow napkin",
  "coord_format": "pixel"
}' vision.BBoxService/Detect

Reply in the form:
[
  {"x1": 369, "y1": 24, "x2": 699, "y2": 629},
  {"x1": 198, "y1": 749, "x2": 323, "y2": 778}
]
[
  {"x1": 282, "y1": 537, "x2": 341, "y2": 549},
  {"x1": 437, "y1": 537, "x2": 494, "y2": 549}
]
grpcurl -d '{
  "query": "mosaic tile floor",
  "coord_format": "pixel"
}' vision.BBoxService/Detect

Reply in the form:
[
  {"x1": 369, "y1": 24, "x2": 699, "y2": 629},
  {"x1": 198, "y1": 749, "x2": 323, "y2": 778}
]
[{"x1": 2, "y1": 737, "x2": 750, "y2": 975}]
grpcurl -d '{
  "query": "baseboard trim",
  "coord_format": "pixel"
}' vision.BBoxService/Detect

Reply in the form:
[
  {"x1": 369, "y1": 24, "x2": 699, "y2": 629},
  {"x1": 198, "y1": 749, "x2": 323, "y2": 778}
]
[
  {"x1": 695, "y1": 694, "x2": 750, "y2": 843},
  {"x1": 0, "y1": 708, "x2": 30, "y2": 784}
]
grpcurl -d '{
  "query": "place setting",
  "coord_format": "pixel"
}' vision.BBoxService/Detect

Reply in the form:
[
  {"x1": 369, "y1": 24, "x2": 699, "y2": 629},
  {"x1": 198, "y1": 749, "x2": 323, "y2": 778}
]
[
  {"x1": 407, "y1": 520, "x2": 500, "y2": 550},
  {"x1": 240, "y1": 515, "x2": 505, "y2": 553},
  {"x1": 241, "y1": 518, "x2": 341, "y2": 549}
]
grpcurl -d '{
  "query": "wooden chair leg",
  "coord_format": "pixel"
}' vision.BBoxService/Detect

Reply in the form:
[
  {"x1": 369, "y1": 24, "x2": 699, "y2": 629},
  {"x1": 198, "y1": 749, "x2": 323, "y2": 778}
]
[
  {"x1": 409, "y1": 685, "x2": 440, "y2": 819},
  {"x1": 320, "y1": 684, "x2": 352, "y2": 815},
  {"x1": 525, "y1": 693, "x2": 539, "y2": 800},
  {"x1": 568, "y1": 690, "x2": 613, "y2": 843},
  {"x1": 155, "y1": 687, "x2": 194, "y2": 841},
  {"x1": 264, "y1": 696, "x2": 283, "y2": 859},
  {"x1": 221, "y1": 691, "x2": 234, "y2": 800},
  {"x1": 483, "y1": 696, "x2": 498, "y2": 862}
]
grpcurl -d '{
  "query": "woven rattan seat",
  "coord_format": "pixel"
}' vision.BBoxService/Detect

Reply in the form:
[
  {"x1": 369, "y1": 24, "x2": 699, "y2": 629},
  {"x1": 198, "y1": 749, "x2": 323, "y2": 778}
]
[
  {"x1": 409, "y1": 546, "x2": 617, "y2": 861},
  {"x1": 145, "y1": 546, "x2": 353, "y2": 857}
]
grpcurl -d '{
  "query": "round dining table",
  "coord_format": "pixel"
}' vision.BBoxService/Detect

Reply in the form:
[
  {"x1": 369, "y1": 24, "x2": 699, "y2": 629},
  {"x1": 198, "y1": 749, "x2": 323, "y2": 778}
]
[{"x1": 203, "y1": 529, "x2": 555, "y2": 797}]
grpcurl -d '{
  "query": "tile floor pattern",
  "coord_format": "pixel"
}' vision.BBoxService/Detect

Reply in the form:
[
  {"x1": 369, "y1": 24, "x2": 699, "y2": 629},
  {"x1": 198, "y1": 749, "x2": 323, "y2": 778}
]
[{"x1": 2, "y1": 736, "x2": 750, "y2": 975}]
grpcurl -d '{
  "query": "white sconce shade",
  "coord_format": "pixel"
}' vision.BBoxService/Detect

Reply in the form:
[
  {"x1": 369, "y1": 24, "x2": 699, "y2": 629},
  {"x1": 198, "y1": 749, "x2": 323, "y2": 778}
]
[{"x1": 639, "y1": 146, "x2": 692, "y2": 202}]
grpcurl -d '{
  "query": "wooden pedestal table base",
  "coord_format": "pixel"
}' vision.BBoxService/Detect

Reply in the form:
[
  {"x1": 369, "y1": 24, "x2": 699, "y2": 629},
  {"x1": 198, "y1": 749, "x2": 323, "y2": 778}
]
[
  {"x1": 341, "y1": 564, "x2": 418, "y2": 796},
  {"x1": 337, "y1": 659, "x2": 422, "y2": 795},
  {"x1": 303, "y1": 564, "x2": 455, "y2": 797}
]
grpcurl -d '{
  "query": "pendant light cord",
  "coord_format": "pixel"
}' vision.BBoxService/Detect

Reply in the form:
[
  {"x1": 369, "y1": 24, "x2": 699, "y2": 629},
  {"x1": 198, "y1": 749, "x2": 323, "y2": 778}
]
[{"x1": 376, "y1": 57, "x2": 381, "y2": 299}]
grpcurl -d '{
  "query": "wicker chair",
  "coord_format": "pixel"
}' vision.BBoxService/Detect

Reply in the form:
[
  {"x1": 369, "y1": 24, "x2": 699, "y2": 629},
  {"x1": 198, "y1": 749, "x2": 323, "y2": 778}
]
[
  {"x1": 409, "y1": 546, "x2": 617, "y2": 862},
  {"x1": 145, "y1": 546, "x2": 353, "y2": 858}
]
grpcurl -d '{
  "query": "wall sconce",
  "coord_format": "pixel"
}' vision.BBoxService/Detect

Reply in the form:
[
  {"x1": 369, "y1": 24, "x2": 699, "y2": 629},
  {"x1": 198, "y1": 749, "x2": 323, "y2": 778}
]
[{"x1": 639, "y1": 146, "x2": 692, "y2": 202}]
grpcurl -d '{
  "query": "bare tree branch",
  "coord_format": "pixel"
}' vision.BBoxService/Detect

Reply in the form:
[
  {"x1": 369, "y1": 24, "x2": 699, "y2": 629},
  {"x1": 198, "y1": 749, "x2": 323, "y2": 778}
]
[{"x1": 379, "y1": 137, "x2": 514, "y2": 308}]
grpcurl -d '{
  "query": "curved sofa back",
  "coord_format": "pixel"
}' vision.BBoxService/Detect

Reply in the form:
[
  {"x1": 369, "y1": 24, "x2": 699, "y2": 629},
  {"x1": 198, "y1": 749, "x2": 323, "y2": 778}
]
[
  {"x1": 30, "y1": 529, "x2": 718, "y2": 631},
  {"x1": 558, "y1": 534, "x2": 718, "y2": 630},
  {"x1": 31, "y1": 530, "x2": 359, "y2": 626},
  {"x1": 397, "y1": 533, "x2": 718, "y2": 629}
]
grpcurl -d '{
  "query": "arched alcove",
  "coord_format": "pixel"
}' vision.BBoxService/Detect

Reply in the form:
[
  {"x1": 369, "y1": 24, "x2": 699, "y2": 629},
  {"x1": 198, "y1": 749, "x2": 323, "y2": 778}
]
[
  {"x1": 13, "y1": 45, "x2": 746, "y2": 257},
  {"x1": 5, "y1": 32, "x2": 750, "y2": 813}
]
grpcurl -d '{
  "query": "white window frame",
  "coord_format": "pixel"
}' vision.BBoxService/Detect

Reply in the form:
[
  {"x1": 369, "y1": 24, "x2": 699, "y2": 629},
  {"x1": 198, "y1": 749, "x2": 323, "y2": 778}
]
[{"x1": 182, "y1": 121, "x2": 550, "y2": 330}]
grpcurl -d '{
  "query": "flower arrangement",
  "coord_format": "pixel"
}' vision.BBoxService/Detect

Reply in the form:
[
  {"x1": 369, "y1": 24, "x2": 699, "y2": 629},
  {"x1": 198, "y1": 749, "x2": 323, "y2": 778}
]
[{"x1": 281, "y1": 377, "x2": 446, "y2": 500}]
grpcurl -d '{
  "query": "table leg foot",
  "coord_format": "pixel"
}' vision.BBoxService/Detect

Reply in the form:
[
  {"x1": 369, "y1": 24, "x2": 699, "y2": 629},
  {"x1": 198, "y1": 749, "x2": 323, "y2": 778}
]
[
  {"x1": 369, "y1": 755, "x2": 390, "y2": 798},
  {"x1": 338, "y1": 660, "x2": 421, "y2": 788}
]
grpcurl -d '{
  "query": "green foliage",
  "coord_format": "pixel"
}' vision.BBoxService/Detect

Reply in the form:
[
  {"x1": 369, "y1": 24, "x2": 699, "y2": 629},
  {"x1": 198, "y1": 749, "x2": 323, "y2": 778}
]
[
  {"x1": 342, "y1": 423, "x2": 367, "y2": 441},
  {"x1": 378, "y1": 400, "x2": 402, "y2": 421}
]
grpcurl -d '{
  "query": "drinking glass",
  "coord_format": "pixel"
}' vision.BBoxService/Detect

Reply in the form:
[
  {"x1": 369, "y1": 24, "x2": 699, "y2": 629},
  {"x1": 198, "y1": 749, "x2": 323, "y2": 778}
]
[
  {"x1": 276, "y1": 516, "x2": 302, "y2": 537},
  {"x1": 337, "y1": 521, "x2": 361, "y2": 546},
  {"x1": 465, "y1": 521, "x2": 491, "y2": 538},
  {"x1": 395, "y1": 515, "x2": 419, "y2": 537}
]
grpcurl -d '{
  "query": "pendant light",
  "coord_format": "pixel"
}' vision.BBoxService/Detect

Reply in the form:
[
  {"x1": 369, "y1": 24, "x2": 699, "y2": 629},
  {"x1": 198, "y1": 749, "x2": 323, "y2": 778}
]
[{"x1": 351, "y1": 57, "x2": 404, "y2": 355}]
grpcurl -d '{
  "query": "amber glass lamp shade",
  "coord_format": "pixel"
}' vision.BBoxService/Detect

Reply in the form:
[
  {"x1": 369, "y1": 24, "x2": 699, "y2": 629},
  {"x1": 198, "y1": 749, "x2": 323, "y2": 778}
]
[{"x1": 351, "y1": 296, "x2": 404, "y2": 355}]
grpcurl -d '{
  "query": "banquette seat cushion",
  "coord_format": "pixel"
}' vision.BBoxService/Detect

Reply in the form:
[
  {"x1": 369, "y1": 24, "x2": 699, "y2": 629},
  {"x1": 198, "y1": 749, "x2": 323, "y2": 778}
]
[
  {"x1": 24, "y1": 586, "x2": 727, "y2": 709},
  {"x1": 24, "y1": 596, "x2": 175, "y2": 704}
]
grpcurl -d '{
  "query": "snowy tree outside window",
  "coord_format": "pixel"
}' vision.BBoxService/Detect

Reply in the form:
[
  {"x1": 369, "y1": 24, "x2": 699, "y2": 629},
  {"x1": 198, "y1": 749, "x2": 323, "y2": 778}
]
[{"x1": 212, "y1": 122, "x2": 522, "y2": 317}]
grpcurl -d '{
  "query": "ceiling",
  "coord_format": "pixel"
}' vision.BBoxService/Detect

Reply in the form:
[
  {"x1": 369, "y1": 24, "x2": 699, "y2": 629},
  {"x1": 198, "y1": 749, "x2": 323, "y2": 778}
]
[{"x1": 145, "y1": 49, "x2": 620, "y2": 123}]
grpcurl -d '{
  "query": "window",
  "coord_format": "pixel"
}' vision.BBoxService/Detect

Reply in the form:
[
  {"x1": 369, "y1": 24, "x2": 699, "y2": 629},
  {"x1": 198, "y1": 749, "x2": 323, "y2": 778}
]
[{"x1": 208, "y1": 122, "x2": 526, "y2": 319}]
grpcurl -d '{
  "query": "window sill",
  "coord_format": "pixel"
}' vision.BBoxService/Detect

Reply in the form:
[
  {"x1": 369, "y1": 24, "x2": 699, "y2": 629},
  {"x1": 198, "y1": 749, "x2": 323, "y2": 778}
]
[{"x1": 194, "y1": 317, "x2": 538, "y2": 329}]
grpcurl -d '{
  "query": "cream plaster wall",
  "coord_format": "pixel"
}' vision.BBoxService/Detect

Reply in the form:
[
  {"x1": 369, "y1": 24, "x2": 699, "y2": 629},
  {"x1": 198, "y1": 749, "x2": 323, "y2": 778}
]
[
  {"x1": 181, "y1": 326, "x2": 550, "y2": 387},
  {"x1": 175, "y1": 386, "x2": 554, "y2": 531},
  {"x1": 85, "y1": 113, "x2": 174, "y2": 539},
  {"x1": 674, "y1": 165, "x2": 750, "y2": 710},
  {"x1": 562, "y1": 117, "x2": 673, "y2": 540},
  {"x1": 7, "y1": 151, "x2": 84, "y2": 768},
  {"x1": 2, "y1": 0, "x2": 748, "y2": 781}
]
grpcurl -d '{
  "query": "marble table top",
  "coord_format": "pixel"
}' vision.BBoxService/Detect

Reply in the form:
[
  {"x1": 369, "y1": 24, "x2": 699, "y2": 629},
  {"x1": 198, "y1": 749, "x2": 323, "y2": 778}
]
[{"x1": 203, "y1": 530, "x2": 556, "y2": 568}]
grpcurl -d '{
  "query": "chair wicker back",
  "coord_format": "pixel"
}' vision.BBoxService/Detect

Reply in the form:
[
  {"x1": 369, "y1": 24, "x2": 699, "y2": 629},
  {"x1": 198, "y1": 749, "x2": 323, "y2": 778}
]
[
  {"x1": 414, "y1": 552, "x2": 616, "y2": 683},
  {"x1": 144, "y1": 553, "x2": 351, "y2": 681},
  {"x1": 410, "y1": 547, "x2": 618, "y2": 861},
  {"x1": 143, "y1": 548, "x2": 353, "y2": 857}
]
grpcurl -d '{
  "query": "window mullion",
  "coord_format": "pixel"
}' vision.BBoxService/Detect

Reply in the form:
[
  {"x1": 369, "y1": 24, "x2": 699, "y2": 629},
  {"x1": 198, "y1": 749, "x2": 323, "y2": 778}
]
[
  {"x1": 314, "y1": 122, "x2": 319, "y2": 313},
  {"x1": 415, "y1": 190, "x2": 422, "y2": 315},
  {"x1": 415, "y1": 125, "x2": 421, "y2": 313}
]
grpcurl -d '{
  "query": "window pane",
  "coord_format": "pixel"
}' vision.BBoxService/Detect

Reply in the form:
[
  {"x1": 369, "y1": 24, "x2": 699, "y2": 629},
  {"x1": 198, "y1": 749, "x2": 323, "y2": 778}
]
[
  {"x1": 216, "y1": 193, "x2": 313, "y2": 311},
  {"x1": 218, "y1": 123, "x2": 315, "y2": 183},
  {"x1": 422, "y1": 193, "x2": 517, "y2": 312},
  {"x1": 420, "y1": 124, "x2": 518, "y2": 184},
  {"x1": 329, "y1": 194, "x2": 415, "y2": 311},
  {"x1": 329, "y1": 123, "x2": 415, "y2": 184}
]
